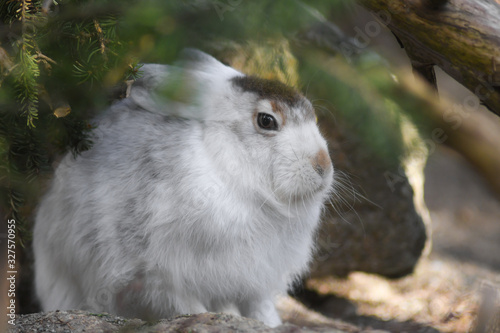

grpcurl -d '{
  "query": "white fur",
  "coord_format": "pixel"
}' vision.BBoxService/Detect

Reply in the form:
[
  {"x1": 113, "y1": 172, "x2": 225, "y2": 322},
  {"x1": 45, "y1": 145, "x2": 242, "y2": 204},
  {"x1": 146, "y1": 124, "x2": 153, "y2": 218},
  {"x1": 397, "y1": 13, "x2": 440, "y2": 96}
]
[{"x1": 33, "y1": 49, "x2": 334, "y2": 327}]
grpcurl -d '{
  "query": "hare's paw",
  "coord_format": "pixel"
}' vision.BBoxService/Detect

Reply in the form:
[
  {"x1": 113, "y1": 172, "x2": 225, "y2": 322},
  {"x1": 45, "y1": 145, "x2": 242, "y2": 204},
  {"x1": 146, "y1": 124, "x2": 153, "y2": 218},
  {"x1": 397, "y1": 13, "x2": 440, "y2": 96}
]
[
  {"x1": 216, "y1": 303, "x2": 241, "y2": 317},
  {"x1": 173, "y1": 296, "x2": 208, "y2": 316},
  {"x1": 240, "y1": 298, "x2": 282, "y2": 328}
]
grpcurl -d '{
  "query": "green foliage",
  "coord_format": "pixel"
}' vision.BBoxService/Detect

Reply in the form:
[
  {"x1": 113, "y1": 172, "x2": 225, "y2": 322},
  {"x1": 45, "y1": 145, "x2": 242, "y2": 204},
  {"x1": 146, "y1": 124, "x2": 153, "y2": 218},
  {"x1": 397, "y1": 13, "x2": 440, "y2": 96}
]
[
  {"x1": 0, "y1": 0, "x2": 137, "y2": 238},
  {"x1": 2, "y1": 0, "x2": 42, "y2": 127}
]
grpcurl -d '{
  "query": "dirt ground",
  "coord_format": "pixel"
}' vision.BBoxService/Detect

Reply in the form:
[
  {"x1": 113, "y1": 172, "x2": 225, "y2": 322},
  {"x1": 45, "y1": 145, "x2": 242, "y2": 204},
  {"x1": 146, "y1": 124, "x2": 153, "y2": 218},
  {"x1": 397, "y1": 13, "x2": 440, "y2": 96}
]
[{"x1": 293, "y1": 145, "x2": 500, "y2": 333}]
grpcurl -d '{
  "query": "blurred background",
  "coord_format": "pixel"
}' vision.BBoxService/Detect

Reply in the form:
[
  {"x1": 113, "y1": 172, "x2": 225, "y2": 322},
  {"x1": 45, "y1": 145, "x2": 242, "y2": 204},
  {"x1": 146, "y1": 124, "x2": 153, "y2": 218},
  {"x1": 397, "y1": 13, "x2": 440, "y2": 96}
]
[{"x1": 1, "y1": 1, "x2": 499, "y2": 332}]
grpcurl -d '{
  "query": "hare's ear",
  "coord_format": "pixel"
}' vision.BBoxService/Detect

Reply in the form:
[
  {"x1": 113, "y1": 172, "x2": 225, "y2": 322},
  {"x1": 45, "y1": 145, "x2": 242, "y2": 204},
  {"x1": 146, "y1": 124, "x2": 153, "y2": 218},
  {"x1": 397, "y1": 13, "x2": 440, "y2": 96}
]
[
  {"x1": 128, "y1": 64, "x2": 170, "y2": 113},
  {"x1": 180, "y1": 48, "x2": 219, "y2": 66},
  {"x1": 127, "y1": 50, "x2": 239, "y2": 119},
  {"x1": 128, "y1": 63, "x2": 210, "y2": 120},
  {"x1": 132, "y1": 64, "x2": 170, "y2": 92},
  {"x1": 178, "y1": 48, "x2": 240, "y2": 78}
]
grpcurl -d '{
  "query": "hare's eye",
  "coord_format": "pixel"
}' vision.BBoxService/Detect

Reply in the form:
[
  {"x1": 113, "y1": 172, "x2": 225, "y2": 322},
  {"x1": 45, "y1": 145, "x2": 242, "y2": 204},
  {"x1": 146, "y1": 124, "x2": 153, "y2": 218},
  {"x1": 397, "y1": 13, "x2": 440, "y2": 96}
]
[{"x1": 257, "y1": 113, "x2": 278, "y2": 131}]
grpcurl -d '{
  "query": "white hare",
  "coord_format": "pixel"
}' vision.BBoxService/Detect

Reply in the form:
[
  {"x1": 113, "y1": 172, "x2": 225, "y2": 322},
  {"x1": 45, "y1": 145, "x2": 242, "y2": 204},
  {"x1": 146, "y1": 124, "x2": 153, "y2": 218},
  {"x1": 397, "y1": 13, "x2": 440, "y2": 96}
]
[{"x1": 33, "y1": 49, "x2": 334, "y2": 327}]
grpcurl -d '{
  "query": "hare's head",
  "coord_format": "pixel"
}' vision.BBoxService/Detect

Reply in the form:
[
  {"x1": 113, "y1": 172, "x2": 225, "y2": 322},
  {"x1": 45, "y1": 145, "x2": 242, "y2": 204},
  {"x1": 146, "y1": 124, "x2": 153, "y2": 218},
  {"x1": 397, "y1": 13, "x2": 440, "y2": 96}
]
[
  {"x1": 181, "y1": 50, "x2": 333, "y2": 203},
  {"x1": 131, "y1": 49, "x2": 334, "y2": 203},
  {"x1": 224, "y1": 74, "x2": 334, "y2": 202}
]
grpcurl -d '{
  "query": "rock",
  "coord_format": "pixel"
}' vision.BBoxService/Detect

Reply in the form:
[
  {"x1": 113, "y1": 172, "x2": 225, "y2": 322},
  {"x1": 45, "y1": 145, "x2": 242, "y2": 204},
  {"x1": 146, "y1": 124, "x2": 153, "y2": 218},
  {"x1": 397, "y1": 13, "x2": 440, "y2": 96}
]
[
  {"x1": 8, "y1": 310, "x2": 134, "y2": 333},
  {"x1": 309, "y1": 113, "x2": 429, "y2": 278},
  {"x1": 7, "y1": 308, "x2": 371, "y2": 333}
]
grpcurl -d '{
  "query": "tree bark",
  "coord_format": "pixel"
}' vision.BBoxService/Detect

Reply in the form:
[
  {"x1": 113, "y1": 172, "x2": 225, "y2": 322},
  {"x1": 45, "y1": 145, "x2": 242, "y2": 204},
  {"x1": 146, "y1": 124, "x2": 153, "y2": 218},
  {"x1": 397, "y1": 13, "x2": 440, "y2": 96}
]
[
  {"x1": 357, "y1": 0, "x2": 500, "y2": 117},
  {"x1": 387, "y1": 69, "x2": 500, "y2": 200}
]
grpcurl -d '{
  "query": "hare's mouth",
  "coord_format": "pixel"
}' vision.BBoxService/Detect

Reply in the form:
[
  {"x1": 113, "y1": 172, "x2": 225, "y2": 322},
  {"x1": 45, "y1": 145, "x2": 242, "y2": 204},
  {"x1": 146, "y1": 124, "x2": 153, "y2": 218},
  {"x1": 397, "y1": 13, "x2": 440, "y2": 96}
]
[
  {"x1": 271, "y1": 159, "x2": 334, "y2": 202},
  {"x1": 276, "y1": 175, "x2": 334, "y2": 203},
  {"x1": 306, "y1": 166, "x2": 335, "y2": 195}
]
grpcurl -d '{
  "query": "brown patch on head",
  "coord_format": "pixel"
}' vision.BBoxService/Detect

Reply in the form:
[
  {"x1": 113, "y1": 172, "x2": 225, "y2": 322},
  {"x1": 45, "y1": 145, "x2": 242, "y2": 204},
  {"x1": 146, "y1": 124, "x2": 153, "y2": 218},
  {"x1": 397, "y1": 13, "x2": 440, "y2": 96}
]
[
  {"x1": 232, "y1": 75, "x2": 317, "y2": 123},
  {"x1": 231, "y1": 75, "x2": 302, "y2": 106},
  {"x1": 270, "y1": 100, "x2": 286, "y2": 126}
]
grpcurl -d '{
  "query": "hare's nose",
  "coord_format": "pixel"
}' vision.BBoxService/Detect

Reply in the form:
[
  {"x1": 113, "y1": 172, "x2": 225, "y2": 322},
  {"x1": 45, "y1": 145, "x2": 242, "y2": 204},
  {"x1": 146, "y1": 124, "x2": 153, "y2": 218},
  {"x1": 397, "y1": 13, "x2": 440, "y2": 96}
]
[{"x1": 311, "y1": 149, "x2": 332, "y2": 177}]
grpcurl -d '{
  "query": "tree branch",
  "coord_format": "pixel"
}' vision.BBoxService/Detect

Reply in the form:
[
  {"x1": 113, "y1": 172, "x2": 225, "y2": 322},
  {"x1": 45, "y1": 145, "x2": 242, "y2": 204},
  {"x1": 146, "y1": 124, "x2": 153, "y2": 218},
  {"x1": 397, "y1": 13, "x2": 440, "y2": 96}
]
[{"x1": 356, "y1": 0, "x2": 500, "y2": 116}]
